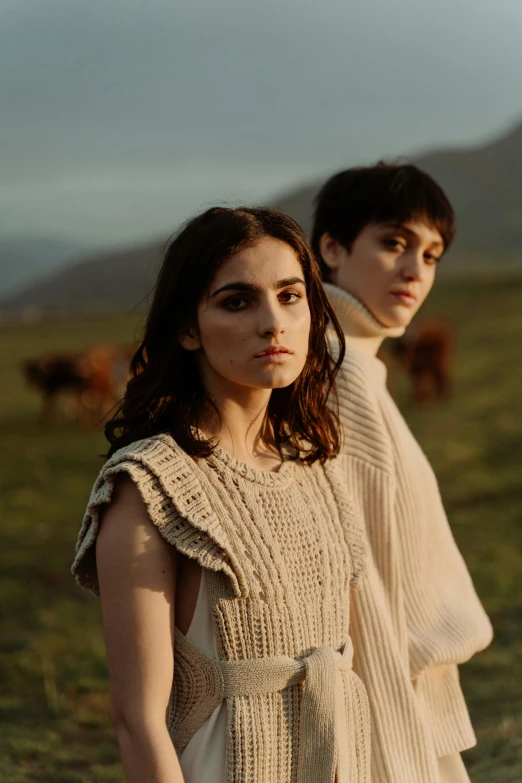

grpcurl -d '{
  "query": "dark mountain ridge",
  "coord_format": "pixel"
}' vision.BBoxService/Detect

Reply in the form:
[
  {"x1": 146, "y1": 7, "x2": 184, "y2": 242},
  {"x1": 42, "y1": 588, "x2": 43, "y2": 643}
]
[
  {"x1": 3, "y1": 119, "x2": 521, "y2": 312},
  {"x1": 274, "y1": 119, "x2": 522, "y2": 268},
  {"x1": 2, "y1": 241, "x2": 164, "y2": 313},
  {"x1": 0, "y1": 236, "x2": 88, "y2": 298}
]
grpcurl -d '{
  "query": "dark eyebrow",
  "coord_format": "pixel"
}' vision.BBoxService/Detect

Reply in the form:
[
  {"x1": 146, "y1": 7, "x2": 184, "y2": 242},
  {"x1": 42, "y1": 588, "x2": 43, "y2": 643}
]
[
  {"x1": 382, "y1": 222, "x2": 444, "y2": 249},
  {"x1": 211, "y1": 276, "x2": 305, "y2": 298}
]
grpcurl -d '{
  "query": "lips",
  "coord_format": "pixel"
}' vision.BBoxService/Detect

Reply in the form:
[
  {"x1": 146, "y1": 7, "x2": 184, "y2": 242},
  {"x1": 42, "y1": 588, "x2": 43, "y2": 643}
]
[
  {"x1": 391, "y1": 290, "x2": 416, "y2": 302},
  {"x1": 255, "y1": 346, "x2": 292, "y2": 358}
]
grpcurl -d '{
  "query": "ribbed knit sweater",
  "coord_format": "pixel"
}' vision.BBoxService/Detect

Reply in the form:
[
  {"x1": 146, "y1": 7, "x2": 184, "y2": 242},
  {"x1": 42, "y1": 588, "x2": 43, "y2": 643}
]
[
  {"x1": 324, "y1": 283, "x2": 493, "y2": 783},
  {"x1": 73, "y1": 434, "x2": 372, "y2": 783}
]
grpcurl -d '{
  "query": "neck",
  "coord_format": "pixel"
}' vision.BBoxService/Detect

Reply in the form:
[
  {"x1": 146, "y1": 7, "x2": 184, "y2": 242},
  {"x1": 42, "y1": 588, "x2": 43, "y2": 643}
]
[
  {"x1": 198, "y1": 369, "x2": 281, "y2": 470},
  {"x1": 324, "y1": 282, "x2": 405, "y2": 357}
]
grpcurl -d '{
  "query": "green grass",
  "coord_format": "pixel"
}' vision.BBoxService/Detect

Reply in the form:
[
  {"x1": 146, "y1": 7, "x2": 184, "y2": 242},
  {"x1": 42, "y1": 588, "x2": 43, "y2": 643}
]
[{"x1": 1, "y1": 277, "x2": 521, "y2": 782}]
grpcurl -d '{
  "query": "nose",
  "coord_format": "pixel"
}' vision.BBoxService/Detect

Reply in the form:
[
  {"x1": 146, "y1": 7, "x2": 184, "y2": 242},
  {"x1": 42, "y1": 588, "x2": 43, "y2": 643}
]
[
  {"x1": 400, "y1": 248, "x2": 424, "y2": 281},
  {"x1": 258, "y1": 298, "x2": 285, "y2": 338}
]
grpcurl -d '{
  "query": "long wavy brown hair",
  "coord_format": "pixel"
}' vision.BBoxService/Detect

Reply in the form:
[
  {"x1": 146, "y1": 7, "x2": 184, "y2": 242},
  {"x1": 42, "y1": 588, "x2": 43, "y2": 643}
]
[{"x1": 105, "y1": 206, "x2": 345, "y2": 464}]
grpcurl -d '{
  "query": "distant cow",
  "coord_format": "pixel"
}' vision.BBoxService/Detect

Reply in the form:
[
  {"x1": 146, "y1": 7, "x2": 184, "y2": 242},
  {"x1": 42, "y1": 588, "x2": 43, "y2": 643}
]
[
  {"x1": 23, "y1": 345, "x2": 132, "y2": 425},
  {"x1": 23, "y1": 355, "x2": 85, "y2": 424},
  {"x1": 392, "y1": 321, "x2": 454, "y2": 406},
  {"x1": 76, "y1": 344, "x2": 130, "y2": 423}
]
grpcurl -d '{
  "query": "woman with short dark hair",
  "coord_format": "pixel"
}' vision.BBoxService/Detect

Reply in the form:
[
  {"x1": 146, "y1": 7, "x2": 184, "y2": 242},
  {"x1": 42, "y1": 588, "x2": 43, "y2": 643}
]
[{"x1": 314, "y1": 163, "x2": 493, "y2": 783}]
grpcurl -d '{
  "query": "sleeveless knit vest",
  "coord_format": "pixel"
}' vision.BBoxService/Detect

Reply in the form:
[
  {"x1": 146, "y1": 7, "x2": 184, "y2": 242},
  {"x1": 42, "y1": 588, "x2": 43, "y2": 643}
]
[{"x1": 72, "y1": 434, "x2": 371, "y2": 783}]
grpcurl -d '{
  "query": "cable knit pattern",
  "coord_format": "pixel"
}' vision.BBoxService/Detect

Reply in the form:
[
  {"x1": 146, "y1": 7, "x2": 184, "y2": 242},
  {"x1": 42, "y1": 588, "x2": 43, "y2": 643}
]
[
  {"x1": 73, "y1": 433, "x2": 371, "y2": 783},
  {"x1": 325, "y1": 283, "x2": 493, "y2": 782}
]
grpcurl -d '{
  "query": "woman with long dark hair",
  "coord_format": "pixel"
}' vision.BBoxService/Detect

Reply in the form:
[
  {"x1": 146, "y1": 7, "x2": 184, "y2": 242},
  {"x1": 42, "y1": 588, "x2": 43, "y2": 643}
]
[{"x1": 73, "y1": 207, "x2": 371, "y2": 783}]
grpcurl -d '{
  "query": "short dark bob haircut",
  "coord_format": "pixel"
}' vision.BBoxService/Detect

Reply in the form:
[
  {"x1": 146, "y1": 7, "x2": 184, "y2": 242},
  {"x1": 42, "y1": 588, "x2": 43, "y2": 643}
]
[
  {"x1": 105, "y1": 206, "x2": 345, "y2": 464},
  {"x1": 311, "y1": 162, "x2": 456, "y2": 281}
]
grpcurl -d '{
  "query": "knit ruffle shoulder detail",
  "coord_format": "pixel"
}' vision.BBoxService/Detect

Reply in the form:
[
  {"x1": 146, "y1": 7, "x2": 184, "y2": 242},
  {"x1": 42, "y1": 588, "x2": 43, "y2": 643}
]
[{"x1": 72, "y1": 433, "x2": 247, "y2": 598}]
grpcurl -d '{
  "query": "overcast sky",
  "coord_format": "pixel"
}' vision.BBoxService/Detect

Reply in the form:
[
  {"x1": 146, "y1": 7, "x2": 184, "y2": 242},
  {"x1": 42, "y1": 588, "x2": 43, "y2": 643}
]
[{"x1": 1, "y1": 0, "x2": 521, "y2": 249}]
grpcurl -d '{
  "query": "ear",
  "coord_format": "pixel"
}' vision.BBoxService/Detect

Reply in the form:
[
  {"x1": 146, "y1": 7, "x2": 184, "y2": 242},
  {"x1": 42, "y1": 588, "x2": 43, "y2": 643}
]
[
  {"x1": 318, "y1": 233, "x2": 346, "y2": 272},
  {"x1": 178, "y1": 324, "x2": 201, "y2": 352}
]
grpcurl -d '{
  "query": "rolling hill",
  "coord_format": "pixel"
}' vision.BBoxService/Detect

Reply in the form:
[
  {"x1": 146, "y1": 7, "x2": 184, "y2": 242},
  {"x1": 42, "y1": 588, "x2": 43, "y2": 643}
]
[
  {"x1": 3, "y1": 119, "x2": 521, "y2": 312},
  {"x1": 0, "y1": 237, "x2": 87, "y2": 299},
  {"x1": 274, "y1": 119, "x2": 522, "y2": 268},
  {"x1": 2, "y1": 241, "x2": 164, "y2": 312}
]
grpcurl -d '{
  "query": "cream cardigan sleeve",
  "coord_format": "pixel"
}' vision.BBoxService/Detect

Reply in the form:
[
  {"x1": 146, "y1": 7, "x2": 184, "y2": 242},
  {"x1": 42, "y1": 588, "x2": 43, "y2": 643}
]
[
  {"x1": 336, "y1": 352, "x2": 492, "y2": 764},
  {"x1": 387, "y1": 396, "x2": 493, "y2": 756}
]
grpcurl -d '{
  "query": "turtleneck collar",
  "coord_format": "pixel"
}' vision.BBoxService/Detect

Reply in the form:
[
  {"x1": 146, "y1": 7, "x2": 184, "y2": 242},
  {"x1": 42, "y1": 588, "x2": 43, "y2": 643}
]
[{"x1": 324, "y1": 282, "x2": 405, "y2": 358}]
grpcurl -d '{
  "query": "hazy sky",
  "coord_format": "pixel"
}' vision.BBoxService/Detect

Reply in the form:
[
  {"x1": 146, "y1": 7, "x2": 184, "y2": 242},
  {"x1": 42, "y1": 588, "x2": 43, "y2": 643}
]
[{"x1": 1, "y1": 0, "x2": 521, "y2": 248}]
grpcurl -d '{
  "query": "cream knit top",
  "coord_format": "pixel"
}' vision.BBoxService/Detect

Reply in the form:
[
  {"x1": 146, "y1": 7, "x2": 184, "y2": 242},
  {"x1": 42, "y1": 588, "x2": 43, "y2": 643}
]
[
  {"x1": 324, "y1": 283, "x2": 493, "y2": 783},
  {"x1": 73, "y1": 434, "x2": 371, "y2": 783}
]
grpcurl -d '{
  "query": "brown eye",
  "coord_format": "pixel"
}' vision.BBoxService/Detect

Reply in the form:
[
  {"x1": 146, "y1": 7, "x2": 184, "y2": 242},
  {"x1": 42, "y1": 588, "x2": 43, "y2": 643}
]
[
  {"x1": 384, "y1": 238, "x2": 405, "y2": 251},
  {"x1": 222, "y1": 296, "x2": 250, "y2": 311},
  {"x1": 279, "y1": 291, "x2": 303, "y2": 305}
]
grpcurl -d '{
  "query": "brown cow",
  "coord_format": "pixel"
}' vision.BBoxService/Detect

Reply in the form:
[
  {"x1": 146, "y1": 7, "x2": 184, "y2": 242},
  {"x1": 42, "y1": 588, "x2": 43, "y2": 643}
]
[
  {"x1": 75, "y1": 344, "x2": 131, "y2": 424},
  {"x1": 23, "y1": 354, "x2": 87, "y2": 424},
  {"x1": 391, "y1": 320, "x2": 454, "y2": 406},
  {"x1": 23, "y1": 345, "x2": 132, "y2": 426}
]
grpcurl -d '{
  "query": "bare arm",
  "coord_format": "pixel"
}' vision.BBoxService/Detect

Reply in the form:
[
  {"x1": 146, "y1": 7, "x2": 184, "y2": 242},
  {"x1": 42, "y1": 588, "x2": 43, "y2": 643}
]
[{"x1": 96, "y1": 475, "x2": 185, "y2": 783}]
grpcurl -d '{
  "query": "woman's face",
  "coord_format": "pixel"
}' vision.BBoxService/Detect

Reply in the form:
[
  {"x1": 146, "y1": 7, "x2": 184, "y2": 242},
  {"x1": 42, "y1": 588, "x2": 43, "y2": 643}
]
[
  {"x1": 180, "y1": 236, "x2": 311, "y2": 397},
  {"x1": 321, "y1": 219, "x2": 444, "y2": 328}
]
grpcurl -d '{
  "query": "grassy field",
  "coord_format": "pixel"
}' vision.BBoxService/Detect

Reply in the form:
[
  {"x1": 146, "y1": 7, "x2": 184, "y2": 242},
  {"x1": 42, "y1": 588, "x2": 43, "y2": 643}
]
[{"x1": 1, "y1": 276, "x2": 521, "y2": 782}]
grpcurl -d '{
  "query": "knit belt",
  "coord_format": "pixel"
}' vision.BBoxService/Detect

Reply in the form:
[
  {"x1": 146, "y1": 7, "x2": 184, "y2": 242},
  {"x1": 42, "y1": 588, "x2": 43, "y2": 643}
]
[{"x1": 219, "y1": 639, "x2": 355, "y2": 783}]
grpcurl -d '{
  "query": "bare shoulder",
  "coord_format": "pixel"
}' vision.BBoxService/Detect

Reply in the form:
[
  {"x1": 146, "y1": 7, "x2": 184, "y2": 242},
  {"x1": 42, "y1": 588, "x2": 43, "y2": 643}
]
[
  {"x1": 108, "y1": 472, "x2": 146, "y2": 510},
  {"x1": 99, "y1": 473, "x2": 149, "y2": 528},
  {"x1": 97, "y1": 473, "x2": 174, "y2": 561}
]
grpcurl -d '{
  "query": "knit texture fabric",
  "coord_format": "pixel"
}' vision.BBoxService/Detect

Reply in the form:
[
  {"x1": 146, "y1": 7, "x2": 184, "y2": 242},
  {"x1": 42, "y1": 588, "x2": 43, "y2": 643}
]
[
  {"x1": 73, "y1": 434, "x2": 371, "y2": 783},
  {"x1": 325, "y1": 283, "x2": 494, "y2": 783},
  {"x1": 323, "y1": 284, "x2": 406, "y2": 341}
]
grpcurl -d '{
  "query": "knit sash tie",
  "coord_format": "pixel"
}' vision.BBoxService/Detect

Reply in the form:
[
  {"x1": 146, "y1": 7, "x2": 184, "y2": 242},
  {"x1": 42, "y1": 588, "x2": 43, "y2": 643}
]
[
  {"x1": 172, "y1": 633, "x2": 370, "y2": 783},
  {"x1": 222, "y1": 640, "x2": 355, "y2": 783}
]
